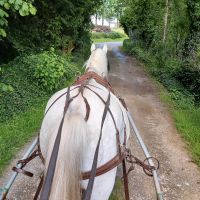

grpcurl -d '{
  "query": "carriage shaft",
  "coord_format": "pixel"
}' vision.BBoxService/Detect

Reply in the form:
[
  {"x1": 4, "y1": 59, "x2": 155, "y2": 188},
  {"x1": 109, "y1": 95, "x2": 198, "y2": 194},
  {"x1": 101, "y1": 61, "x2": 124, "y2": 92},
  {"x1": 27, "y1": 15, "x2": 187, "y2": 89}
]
[
  {"x1": 0, "y1": 138, "x2": 38, "y2": 200},
  {"x1": 127, "y1": 111, "x2": 163, "y2": 200}
]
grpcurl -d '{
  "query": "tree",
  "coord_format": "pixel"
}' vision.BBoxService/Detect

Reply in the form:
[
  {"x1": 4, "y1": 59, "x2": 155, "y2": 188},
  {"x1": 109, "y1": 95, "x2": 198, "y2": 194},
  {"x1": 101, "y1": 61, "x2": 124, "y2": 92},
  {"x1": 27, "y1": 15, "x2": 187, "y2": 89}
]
[
  {"x1": 163, "y1": 0, "x2": 169, "y2": 43},
  {"x1": 184, "y1": 0, "x2": 200, "y2": 59},
  {"x1": 0, "y1": 0, "x2": 102, "y2": 54},
  {"x1": 0, "y1": 0, "x2": 36, "y2": 37},
  {"x1": 95, "y1": 0, "x2": 124, "y2": 27}
]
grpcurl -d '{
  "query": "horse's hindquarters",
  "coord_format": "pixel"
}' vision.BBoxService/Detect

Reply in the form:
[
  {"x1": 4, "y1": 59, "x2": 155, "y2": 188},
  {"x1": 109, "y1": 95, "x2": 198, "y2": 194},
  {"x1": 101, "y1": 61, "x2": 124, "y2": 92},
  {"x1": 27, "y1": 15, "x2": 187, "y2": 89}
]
[{"x1": 39, "y1": 84, "x2": 127, "y2": 200}]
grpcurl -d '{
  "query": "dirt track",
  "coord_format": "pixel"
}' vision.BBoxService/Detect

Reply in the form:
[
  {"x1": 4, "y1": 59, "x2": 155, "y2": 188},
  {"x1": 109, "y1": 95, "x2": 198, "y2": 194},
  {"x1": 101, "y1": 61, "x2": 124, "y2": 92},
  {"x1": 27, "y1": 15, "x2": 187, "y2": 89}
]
[{"x1": 1, "y1": 42, "x2": 200, "y2": 199}]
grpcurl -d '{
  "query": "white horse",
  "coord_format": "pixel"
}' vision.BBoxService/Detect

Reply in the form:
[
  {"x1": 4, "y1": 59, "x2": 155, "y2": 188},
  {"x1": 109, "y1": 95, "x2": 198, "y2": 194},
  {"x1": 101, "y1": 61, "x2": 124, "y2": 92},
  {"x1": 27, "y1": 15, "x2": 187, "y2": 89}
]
[{"x1": 39, "y1": 44, "x2": 130, "y2": 200}]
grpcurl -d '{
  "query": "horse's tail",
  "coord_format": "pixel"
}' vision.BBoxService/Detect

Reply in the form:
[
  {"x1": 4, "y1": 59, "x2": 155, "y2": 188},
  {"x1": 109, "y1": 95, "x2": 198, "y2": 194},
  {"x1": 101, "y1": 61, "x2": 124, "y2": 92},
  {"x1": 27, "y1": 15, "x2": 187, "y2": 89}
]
[{"x1": 48, "y1": 112, "x2": 87, "y2": 200}]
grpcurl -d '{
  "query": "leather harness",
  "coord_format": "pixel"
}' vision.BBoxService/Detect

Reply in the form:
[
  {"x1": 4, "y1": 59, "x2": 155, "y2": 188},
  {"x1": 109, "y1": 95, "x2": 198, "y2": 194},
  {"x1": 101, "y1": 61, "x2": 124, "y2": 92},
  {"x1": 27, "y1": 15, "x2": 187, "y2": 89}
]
[
  {"x1": 11, "y1": 71, "x2": 158, "y2": 200},
  {"x1": 37, "y1": 71, "x2": 130, "y2": 200}
]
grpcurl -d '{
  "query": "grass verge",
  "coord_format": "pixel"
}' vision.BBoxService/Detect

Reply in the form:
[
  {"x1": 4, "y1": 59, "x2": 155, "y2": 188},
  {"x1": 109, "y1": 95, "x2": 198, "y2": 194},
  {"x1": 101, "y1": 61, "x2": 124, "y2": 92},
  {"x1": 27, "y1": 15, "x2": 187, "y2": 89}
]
[
  {"x1": 160, "y1": 89, "x2": 200, "y2": 165},
  {"x1": 0, "y1": 98, "x2": 47, "y2": 174},
  {"x1": 92, "y1": 28, "x2": 128, "y2": 43},
  {"x1": 92, "y1": 37, "x2": 128, "y2": 43}
]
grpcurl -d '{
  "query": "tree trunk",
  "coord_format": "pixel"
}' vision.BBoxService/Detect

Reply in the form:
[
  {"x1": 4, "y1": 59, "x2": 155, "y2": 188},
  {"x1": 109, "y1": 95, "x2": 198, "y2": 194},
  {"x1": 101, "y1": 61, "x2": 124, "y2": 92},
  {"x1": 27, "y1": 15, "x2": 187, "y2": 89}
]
[
  {"x1": 117, "y1": 18, "x2": 119, "y2": 28},
  {"x1": 95, "y1": 13, "x2": 98, "y2": 26},
  {"x1": 102, "y1": 16, "x2": 104, "y2": 26},
  {"x1": 163, "y1": 0, "x2": 169, "y2": 43}
]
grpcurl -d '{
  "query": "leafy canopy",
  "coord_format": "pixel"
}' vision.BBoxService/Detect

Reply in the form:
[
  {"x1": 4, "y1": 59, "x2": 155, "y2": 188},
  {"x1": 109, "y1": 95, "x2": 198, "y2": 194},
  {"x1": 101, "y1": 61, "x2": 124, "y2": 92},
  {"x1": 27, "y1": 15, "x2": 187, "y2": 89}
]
[{"x1": 0, "y1": 0, "x2": 36, "y2": 37}]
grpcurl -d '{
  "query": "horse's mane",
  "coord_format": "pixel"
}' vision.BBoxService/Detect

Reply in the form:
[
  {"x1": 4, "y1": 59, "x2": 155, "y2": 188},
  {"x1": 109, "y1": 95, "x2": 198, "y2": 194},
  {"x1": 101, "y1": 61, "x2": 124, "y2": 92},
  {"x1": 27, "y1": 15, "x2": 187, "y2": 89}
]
[{"x1": 87, "y1": 49, "x2": 100, "y2": 68}]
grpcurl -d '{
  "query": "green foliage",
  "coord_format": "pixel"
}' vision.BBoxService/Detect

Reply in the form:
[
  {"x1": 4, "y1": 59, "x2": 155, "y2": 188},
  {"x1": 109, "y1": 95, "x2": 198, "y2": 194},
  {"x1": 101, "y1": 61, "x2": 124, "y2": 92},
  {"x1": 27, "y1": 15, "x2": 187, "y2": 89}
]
[
  {"x1": 0, "y1": 67, "x2": 14, "y2": 94},
  {"x1": 175, "y1": 65, "x2": 200, "y2": 100},
  {"x1": 23, "y1": 51, "x2": 79, "y2": 91},
  {"x1": 1, "y1": 0, "x2": 102, "y2": 54},
  {"x1": 0, "y1": 83, "x2": 13, "y2": 93},
  {"x1": 169, "y1": 88, "x2": 195, "y2": 109},
  {"x1": 174, "y1": 107, "x2": 200, "y2": 166},
  {"x1": 92, "y1": 31, "x2": 126, "y2": 39},
  {"x1": 0, "y1": 0, "x2": 37, "y2": 37},
  {"x1": 109, "y1": 178, "x2": 124, "y2": 200},
  {"x1": 0, "y1": 100, "x2": 46, "y2": 174},
  {"x1": 123, "y1": 39, "x2": 134, "y2": 51},
  {"x1": 0, "y1": 55, "x2": 47, "y2": 122},
  {"x1": 120, "y1": 0, "x2": 200, "y2": 101},
  {"x1": 0, "y1": 51, "x2": 81, "y2": 123}
]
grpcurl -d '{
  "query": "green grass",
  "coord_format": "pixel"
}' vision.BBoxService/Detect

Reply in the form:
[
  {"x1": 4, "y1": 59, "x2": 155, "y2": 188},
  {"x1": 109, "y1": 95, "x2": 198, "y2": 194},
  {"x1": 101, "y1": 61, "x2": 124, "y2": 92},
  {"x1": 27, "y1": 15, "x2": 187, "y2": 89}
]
[
  {"x1": 92, "y1": 37, "x2": 128, "y2": 43},
  {"x1": 0, "y1": 98, "x2": 48, "y2": 174},
  {"x1": 109, "y1": 177, "x2": 124, "y2": 200},
  {"x1": 91, "y1": 28, "x2": 128, "y2": 43},
  {"x1": 174, "y1": 108, "x2": 200, "y2": 164},
  {"x1": 160, "y1": 90, "x2": 200, "y2": 165}
]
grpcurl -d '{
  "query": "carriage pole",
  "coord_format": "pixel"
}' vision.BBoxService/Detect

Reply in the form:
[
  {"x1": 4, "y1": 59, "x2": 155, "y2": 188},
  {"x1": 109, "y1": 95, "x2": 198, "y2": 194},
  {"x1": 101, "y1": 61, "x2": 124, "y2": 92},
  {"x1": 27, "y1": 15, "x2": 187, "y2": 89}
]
[
  {"x1": 127, "y1": 111, "x2": 163, "y2": 200},
  {"x1": 0, "y1": 138, "x2": 38, "y2": 200}
]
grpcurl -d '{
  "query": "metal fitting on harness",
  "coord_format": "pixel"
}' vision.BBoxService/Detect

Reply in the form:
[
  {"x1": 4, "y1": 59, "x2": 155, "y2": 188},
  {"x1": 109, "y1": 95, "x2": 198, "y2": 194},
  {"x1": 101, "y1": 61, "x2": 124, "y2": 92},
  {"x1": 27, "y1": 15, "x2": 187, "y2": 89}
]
[{"x1": 125, "y1": 148, "x2": 159, "y2": 177}]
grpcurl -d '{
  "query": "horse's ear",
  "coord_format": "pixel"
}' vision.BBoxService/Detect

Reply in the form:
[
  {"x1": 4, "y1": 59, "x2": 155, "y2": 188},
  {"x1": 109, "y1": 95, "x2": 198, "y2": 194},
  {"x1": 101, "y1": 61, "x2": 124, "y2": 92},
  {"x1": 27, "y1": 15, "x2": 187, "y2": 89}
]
[
  {"x1": 103, "y1": 44, "x2": 108, "y2": 53},
  {"x1": 91, "y1": 43, "x2": 96, "y2": 52}
]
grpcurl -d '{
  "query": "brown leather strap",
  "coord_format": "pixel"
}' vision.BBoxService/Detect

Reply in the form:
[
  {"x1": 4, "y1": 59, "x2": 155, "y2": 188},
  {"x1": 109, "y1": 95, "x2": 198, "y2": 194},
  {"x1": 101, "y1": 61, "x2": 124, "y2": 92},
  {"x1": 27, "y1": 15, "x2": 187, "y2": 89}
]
[
  {"x1": 118, "y1": 97, "x2": 128, "y2": 111},
  {"x1": 17, "y1": 149, "x2": 39, "y2": 166},
  {"x1": 34, "y1": 174, "x2": 44, "y2": 200},
  {"x1": 44, "y1": 86, "x2": 79, "y2": 116},
  {"x1": 12, "y1": 167, "x2": 33, "y2": 177},
  {"x1": 74, "y1": 71, "x2": 114, "y2": 93},
  {"x1": 80, "y1": 87, "x2": 90, "y2": 121},
  {"x1": 12, "y1": 149, "x2": 42, "y2": 178},
  {"x1": 82, "y1": 154, "x2": 124, "y2": 180},
  {"x1": 122, "y1": 159, "x2": 130, "y2": 200},
  {"x1": 84, "y1": 86, "x2": 118, "y2": 133},
  {"x1": 83, "y1": 92, "x2": 111, "y2": 200},
  {"x1": 40, "y1": 87, "x2": 71, "y2": 200}
]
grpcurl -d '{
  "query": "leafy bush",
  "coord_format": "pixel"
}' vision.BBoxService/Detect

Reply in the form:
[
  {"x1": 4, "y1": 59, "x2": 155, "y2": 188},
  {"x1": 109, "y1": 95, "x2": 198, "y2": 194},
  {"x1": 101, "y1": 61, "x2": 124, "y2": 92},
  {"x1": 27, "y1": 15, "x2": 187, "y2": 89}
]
[
  {"x1": 23, "y1": 51, "x2": 79, "y2": 91},
  {"x1": 169, "y1": 88, "x2": 195, "y2": 109},
  {"x1": 0, "y1": 57, "x2": 45, "y2": 122},
  {"x1": 175, "y1": 65, "x2": 200, "y2": 101},
  {"x1": 123, "y1": 39, "x2": 133, "y2": 52},
  {"x1": 0, "y1": 51, "x2": 81, "y2": 122}
]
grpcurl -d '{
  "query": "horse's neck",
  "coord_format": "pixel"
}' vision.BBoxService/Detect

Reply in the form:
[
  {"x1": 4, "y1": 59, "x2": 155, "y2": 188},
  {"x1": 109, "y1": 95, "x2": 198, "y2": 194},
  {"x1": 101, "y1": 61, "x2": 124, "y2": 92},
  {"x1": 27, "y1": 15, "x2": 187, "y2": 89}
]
[
  {"x1": 87, "y1": 67, "x2": 101, "y2": 75},
  {"x1": 86, "y1": 50, "x2": 108, "y2": 78}
]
